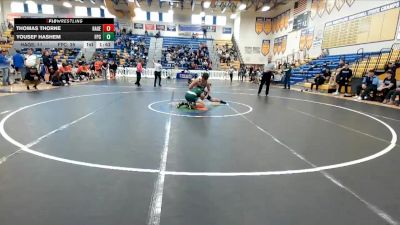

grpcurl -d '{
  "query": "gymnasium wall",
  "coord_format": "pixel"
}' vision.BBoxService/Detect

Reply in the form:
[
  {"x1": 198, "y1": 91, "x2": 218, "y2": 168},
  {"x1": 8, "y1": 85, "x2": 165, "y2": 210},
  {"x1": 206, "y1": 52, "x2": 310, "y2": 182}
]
[{"x1": 234, "y1": 0, "x2": 400, "y2": 64}]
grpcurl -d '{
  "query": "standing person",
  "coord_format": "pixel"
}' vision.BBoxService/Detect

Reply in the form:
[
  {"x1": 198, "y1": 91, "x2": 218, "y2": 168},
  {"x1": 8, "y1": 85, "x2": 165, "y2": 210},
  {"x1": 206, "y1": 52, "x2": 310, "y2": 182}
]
[
  {"x1": 258, "y1": 61, "x2": 275, "y2": 96},
  {"x1": 109, "y1": 60, "x2": 117, "y2": 79},
  {"x1": 12, "y1": 50, "x2": 25, "y2": 83},
  {"x1": 101, "y1": 59, "x2": 108, "y2": 80},
  {"x1": 135, "y1": 59, "x2": 143, "y2": 87},
  {"x1": 283, "y1": 63, "x2": 292, "y2": 89},
  {"x1": 334, "y1": 63, "x2": 352, "y2": 96},
  {"x1": 0, "y1": 49, "x2": 11, "y2": 86},
  {"x1": 153, "y1": 60, "x2": 162, "y2": 87},
  {"x1": 24, "y1": 48, "x2": 38, "y2": 74},
  {"x1": 24, "y1": 67, "x2": 40, "y2": 90},
  {"x1": 228, "y1": 66, "x2": 235, "y2": 83}
]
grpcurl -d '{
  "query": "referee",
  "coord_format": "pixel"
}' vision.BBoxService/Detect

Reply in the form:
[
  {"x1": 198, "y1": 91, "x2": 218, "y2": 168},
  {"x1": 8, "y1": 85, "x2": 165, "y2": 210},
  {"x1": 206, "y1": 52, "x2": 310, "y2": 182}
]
[
  {"x1": 153, "y1": 60, "x2": 162, "y2": 87},
  {"x1": 258, "y1": 61, "x2": 275, "y2": 96}
]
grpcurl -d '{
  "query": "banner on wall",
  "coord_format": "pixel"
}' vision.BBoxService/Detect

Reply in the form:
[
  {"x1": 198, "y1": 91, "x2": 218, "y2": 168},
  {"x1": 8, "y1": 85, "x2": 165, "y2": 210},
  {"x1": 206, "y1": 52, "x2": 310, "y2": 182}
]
[
  {"x1": 281, "y1": 36, "x2": 287, "y2": 53},
  {"x1": 326, "y1": 0, "x2": 335, "y2": 14},
  {"x1": 178, "y1": 25, "x2": 201, "y2": 32},
  {"x1": 261, "y1": 40, "x2": 270, "y2": 56},
  {"x1": 145, "y1": 24, "x2": 155, "y2": 30},
  {"x1": 293, "y1": 11, "x2": 310, "y2": 31},
  {"x1": 205, "y1": 25, "x2": 216, "y2": 32},
  {"x1": 134, "y1": 23, "x2": 144, "y2": 29},
  {"x1": 255, "y1": 17, "x2": 264, "y2": 34},
  {"x1": 222, "y1": 27, "x2": 232, "y2": 34},
  {"x1": 264, "y1": 18, "x2": 272, "y2": 34},
  {"x1": 166, "y1": 25, "x2": 176, "y2": 31},
  {"x1": 346, "y1": 0, "x2": 355, "y2": 7},
  {"x1": 284, "y1": 11, "x2": 290, "y2": 29},
  {"x1": 273, "y1": 39, "x2": 278, "y2": 54},
  {"x1": 336, "y1": 0, "x2": 345, "y2": 10},
  {"x1": 299, "y1": 28, "x2": 314, "y2": 50},
  {"x1": 305, "y1": 28, "x2": 314, "y2": 49},
  {"x1": 318, "y1": 0, "x2": 326, "y2": 17},
  {"x1": 311, "y1": 0, "x2": 319, "y2": 19},
  {"x1": 156, "y1": 25, "x2": 165, "y2": 31}
]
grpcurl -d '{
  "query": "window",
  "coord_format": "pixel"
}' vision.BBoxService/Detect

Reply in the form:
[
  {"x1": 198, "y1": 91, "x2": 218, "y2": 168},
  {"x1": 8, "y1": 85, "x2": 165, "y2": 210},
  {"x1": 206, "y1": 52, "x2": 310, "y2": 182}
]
[
  {"x1": 10, "y1": 2, "x2": 24, "y2": 13},
  {"x1": 216, "y1": 16, "x2": 226, "y2": 26},
  {"x1": 26, "y1": 1, "x2": 38, "y2": 13},
  {"x1": 192, "y1": 14, "x2": 202, "y2": 25},
  {"x1": 163, "y1": 11, "x2": 173, "y2": 23},
  {"x1": 75, "y1": 6, "x2": 87, "y2": 17},
  {"x1": 92, "y1": 7, "x2": 101, "y2": 17},
  {"x1": 134, "y1": 9, "x2": 146, "y2": 21},
  {"x1": 42, "y1": 4, "x2": 54, "y2": 15},
  {"x1": 205, "y1": 15, "x2": 213, "y2": 25},
  {"x1": 150, "y1": 12, "x2": 159, "y2": 22}
]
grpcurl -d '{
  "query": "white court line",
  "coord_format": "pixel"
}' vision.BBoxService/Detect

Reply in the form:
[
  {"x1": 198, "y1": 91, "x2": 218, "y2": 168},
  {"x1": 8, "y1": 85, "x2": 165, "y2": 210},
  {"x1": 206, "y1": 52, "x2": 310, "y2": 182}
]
[
  {"x1": 288, "y1": 107, "x2": 395, "y2": 145},
  {"x1": 148, "y1": 100, "x2": 253, "y2": 118},
  {"x1": 0, "y1": 110, "x2": 10, "y2": 115},
  {"x1": 368, "y1": 113, "x2": 400, "y2": 123},
  {"x1": 0, "y1": 92, "x2": 397, "y2": 176},
  {"x1": 227, "y1": 104, "x2": 399, "y2": 225},
  {"x1": 0, "y1": 111, "x2": 96, "y2": 166},
  {"x1": 147, "y1": 92, "x2": 174, "y2": 225}
]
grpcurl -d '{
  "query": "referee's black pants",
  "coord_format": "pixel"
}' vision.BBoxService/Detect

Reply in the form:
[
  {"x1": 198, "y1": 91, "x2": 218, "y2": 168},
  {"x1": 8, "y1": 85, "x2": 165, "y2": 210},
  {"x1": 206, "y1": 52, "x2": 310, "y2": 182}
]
[
  {"x1": 154, "y1": 71, "x2": 161, "y2": 86},
  {"x1": 258, "y1": 77, "x2": 271, "y2": 96}
]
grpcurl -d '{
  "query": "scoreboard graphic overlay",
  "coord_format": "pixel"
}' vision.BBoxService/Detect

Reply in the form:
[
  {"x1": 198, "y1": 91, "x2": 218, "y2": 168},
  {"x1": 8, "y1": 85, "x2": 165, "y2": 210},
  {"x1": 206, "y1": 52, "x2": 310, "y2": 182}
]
[{"x1": 13, "y1": 18, "x2": 115, "y2": 49}]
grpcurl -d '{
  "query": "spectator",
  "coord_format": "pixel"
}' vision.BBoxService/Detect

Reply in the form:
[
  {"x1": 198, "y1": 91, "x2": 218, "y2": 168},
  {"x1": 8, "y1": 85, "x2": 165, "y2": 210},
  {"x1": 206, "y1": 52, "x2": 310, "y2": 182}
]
[
  {"x1": 377, "y1": 70, "x2": 396, "y2": 100},
  {"x1": 354, "y1": 70, "x2": 379, "y2": 101},
  {"x1": 310, "y1": 74, "x2": 325, "y2": 92},
  {"x1": 283, "y1": 63, "x2": 292, "y2": 90},
  {"x1": 135, "y1": 59, "x2": 143, "y2": 87},
  {"x1": 101, "y1": 59, "x2": 108, "y2": 79},
  {"x1": 0, "y1": 49, "x2": 11, "y2": 86},
  {"x1": 77, "y1": 62, "x2": 90, "y2": 80},
  {"x1": 12, "y1": 50, "x2": 25, "y2": 82},
  {"x1": 25, "y1": 48, "x2": 38, "y2": 70},
  {"x1": 334, "y1": 63, "x2": 352, "y2": 97},
  {"x1": 383, "y1": 85, "x2": 400, "y2": 105},
  {"x1": 49, "y1": 66, "x2": 63, "y2": 86},
  {"x1": 59, "y1": 63, "x2": 74, "y2": 83},
  {"x1": 109, "y1": 60, "x2": 117, "y2": 79},
  {"x1": 24, "y1": 67, "x2": 40, "y2": 90},
  {"x1": 155, "y1": 30, "x2": 161, "y2": 39}
]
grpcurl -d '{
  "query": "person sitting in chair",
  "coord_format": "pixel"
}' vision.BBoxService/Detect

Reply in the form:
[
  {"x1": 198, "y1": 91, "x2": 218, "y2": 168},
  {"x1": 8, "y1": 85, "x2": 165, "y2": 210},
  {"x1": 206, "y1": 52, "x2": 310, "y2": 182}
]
[{"x1": 354, "y1": 70, "x2": 379, "y2": 101}]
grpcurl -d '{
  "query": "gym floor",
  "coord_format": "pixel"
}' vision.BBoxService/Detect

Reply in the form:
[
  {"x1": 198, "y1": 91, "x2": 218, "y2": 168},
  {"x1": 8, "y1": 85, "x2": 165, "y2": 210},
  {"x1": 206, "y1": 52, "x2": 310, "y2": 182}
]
[{"x1": 0, "y1": 79, "x2": 399, "y2": 225}]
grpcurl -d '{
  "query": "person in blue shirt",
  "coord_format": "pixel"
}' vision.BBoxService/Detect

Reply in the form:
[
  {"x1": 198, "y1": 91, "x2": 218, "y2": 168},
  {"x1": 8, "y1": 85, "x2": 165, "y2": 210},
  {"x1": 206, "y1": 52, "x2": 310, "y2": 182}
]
[
  {"x1": 12, "y1": 50, "x2": 25, "y2": 82},
  {"x1": 355, "y1": 69, "x2": 380, "y2": 101},
  {"x1": 282, "y1": 63, "x2": 292, "y2": 90},
  {"x1": 0, "y1": 49, "x2": 11, "y2": 86}
]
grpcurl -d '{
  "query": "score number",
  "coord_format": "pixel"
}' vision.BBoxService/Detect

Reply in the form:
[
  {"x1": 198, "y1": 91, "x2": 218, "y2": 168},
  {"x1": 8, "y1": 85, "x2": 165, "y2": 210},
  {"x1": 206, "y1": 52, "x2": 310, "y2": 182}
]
[{"x1": 102, "y1": 24, "x2": 115, "y2": 41}]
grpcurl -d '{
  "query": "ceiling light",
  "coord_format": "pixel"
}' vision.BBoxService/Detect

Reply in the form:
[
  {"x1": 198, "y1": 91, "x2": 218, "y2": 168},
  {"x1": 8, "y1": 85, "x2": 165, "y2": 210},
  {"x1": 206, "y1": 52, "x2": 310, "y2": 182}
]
[
  {"x1": 75, "y1": 0, "x2": 84, "y2": 3},
  {"x1": 128, "y1": 0, "x2": 135, "y2": 2},
  {"x1": 63, "y1": 2, "x2": 72, "y2": 8},
  {"x1": 230, "y1": 13, "x2": 236, "y2": 19},
  {"x1": 25, "y1": 0, "x2": 35, "y2": 4},
  {"x1": 200, "y1": 11, "x2": 205, "y2": 17},
  {"x1": 100, "y1": 5, "x2": 105, "y2": 9},
  {"x1": 261, "y1": 5, "x2": 270, "y2": 11},
  {"x1": 203, "y1": 1, "x2": 211, "y2": 9},
  {"x1": 238, "y1": 3, "x2": 246, "y2": 10},
  {"x1": 90, "y1": 0, "x2": 96, "y2": 4}
]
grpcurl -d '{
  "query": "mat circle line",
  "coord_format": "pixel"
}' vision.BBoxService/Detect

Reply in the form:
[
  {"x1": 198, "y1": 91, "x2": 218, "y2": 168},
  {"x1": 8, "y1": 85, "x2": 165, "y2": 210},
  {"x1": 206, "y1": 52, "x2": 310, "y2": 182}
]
[
  {"x1": 0, "y1": 91, "x2": 396, "y2": 176},
  {"x1": 148, "y1": 99, "x2": 253, "y2": 118}
]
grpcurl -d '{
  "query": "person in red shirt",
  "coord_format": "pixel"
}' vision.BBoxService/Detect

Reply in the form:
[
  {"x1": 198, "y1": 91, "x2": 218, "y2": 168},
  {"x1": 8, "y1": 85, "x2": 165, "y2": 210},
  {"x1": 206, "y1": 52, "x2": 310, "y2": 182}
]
[
  {"x1": 135, "y1": 59, "x2": 143, "y2": 87},
  {"x1": 59, "y1": 63, "x2": 72, "y2": 84},
  {"x1": 95, "y1": 59, "x2": 103, "y2": 78},
  {"x1": 77, "y1": 62, "x2": 90, "y2": 80}
]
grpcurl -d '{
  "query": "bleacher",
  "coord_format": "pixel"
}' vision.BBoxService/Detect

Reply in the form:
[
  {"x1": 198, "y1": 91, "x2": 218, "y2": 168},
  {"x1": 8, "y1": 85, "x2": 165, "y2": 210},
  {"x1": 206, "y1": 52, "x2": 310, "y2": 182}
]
[
  {"x1": 20, "y1": 48, "x2": 80, "y2": 65},
  {"x1": 214, "y1": 39, "x2": 240, "y2": 70},
  {"x1": 95, "y1": 35, "x2": 150, "y2": 67},
  {"x1": 161, "y1": 36, "x2": 210, "y2": 69},
  {"x1": 290, "y1": 52, "x2": 377, "y2": 86}
]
